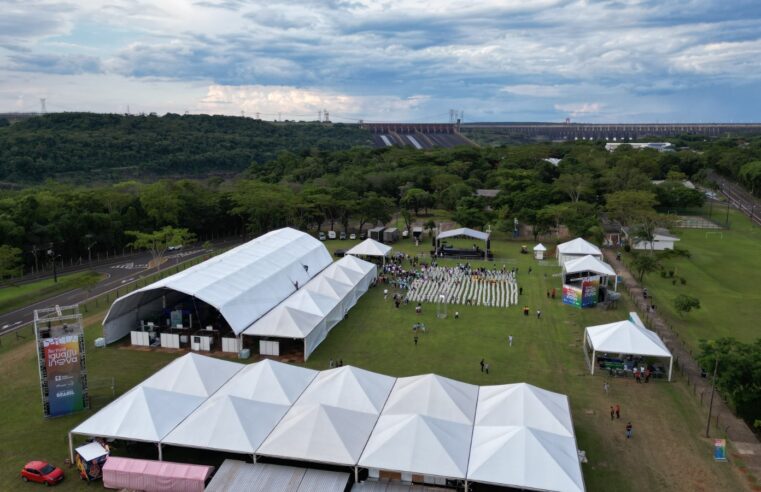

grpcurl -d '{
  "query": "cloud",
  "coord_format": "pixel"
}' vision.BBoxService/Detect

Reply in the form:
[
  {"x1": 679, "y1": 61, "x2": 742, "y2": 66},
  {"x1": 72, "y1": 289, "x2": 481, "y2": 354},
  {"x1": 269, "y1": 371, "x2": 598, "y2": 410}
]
[
  {"x1": 501, "y1": 85, "x2": 566, "y2": 97},
  {"x1": 554, "y1": 102, "x2": 603, "y2": 117},
  {"x1": 8, "y1": 53, "x2": 103, "y2": 75}
]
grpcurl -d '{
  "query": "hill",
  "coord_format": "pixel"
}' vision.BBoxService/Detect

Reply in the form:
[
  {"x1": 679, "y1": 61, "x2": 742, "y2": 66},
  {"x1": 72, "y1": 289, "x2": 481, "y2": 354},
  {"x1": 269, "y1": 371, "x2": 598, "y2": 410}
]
[{"x1": 0, "y1": 113, "x2": 373, "y2": 183}]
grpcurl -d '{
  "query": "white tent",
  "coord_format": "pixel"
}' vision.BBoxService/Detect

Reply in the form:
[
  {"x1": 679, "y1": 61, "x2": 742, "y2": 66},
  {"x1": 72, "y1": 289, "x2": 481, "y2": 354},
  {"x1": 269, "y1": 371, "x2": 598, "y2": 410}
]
[
  {"x1": 584, "y1": 319, "x2": 673, "y2": 381},
  {"x1": 436, "y1": 227, "x2": 490, "y2": 242},
  {"x1": 256, "y1": 366, "x2": 396, "y2": 466},
  {"x1": 243, "y1": 255, "x2": 377, "y2": 360},
  {"x1": 359, "y1": 374, "x2": 478, "y2": 481},
  {"x1": 346, "y1": 238, "x2": 392, "y2": 258},
  {"x1": 102, "y1": 228, "x2": 333, "y2": 343},
  {"x1": 468, "y1": 384, "x2": 584, "y2": 492},
  {"x1": 69, "y1": 354, "x2": 242, "y2": 459},
  {"x1": 556, "y1": 238, "x2": 602, "y2": 266},
  {"x1": 534, "y1": 243, "x2": 547, "y2": 260},
  {"x1": 162, "y1": 360, "x2": 318, "y2": 455},
  {"x1": 562, "y1": 255, "x2": 615, "y2": 278}
]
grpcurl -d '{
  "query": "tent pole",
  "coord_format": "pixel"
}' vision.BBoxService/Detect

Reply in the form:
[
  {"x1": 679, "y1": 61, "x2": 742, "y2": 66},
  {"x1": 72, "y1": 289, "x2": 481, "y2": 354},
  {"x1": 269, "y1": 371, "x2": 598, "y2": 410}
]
[
  {"x1": 354, "y1": 466, "x2": 359, "y2": 482},
  {"x1": 464, "y1": 479, "x2": 469, "y2": 492},
  {"x1": 591, "y1": 349, "x2": 596, "y2": 375},
  {"x1": 668, "y1": 356, "x2": 673, "y2": 382},
  {"x1": 253, "y1": 454, "x2": 257, "y2": 463},
  {"x1": 68, "y1": 432, "x2": 74, "y2": 464},
  {"x1": 157, "y1": 443, "x2": 162, "y2": 461}
]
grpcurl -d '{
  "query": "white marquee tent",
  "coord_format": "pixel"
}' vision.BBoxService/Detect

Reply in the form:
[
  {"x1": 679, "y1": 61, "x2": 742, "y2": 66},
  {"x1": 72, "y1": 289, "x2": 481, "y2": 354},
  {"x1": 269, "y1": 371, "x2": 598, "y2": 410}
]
[
  {"x1": 556, "y1": 238, "x2": 603, "y2": 266},
  {"x1": 243, "y1": 255, "x2": 377, "y2": 360},
  {"x1": 256, "y1": 366, "x2": 396, "y2": 466},
  {"x1": 162, "y1": 360, "x2": 317, "y2": 455},
  {"x1": 468, "y1": 384, "x2": 584, "y2": 492},
  {"x1": 345, "y1": 238, "x2": 392, "y2": 259},
  {"x1": 562, "y1": 255, "x2": 618, "y2": 290},
  {"x1": 584, "y1": 318, "x2": 673, "y2": 381},
  {"x1": 102, "y1": 228, "x2": 333, "y2": 344},
  {"x1": 359, "y1": 374, "x2": 478, "y2": 481}
]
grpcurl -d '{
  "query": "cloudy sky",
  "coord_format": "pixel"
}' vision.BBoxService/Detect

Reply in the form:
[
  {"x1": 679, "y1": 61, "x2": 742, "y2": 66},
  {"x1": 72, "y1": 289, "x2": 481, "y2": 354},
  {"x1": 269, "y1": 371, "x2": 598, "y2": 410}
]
[{"x1": 2, "y1": 0, "x2": 761, "y2": 122}]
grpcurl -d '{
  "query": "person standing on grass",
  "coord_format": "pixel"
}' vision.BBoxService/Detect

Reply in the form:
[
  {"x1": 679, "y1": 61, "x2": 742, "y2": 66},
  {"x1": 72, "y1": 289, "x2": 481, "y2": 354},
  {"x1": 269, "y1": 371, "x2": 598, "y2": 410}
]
[
  {"x1": 508, "y1": 335, "x2": 513, "y2": 347},
  {"x1": 383, "y1": 288, "x2": 388, "y2": 300},
  {"x1": 414, "y1": 335, "x2": 418, "y2": 346},
  {"x1": 626, "y1": 422, "x2": 633, "y2": 439},
  {"x1": 536, "y1": 309, "x2": 542, "y2": 319},
  {"x1": 615, "y1": 404, "x2": 620, "y2": 419},
  {"x1": 484, "y1": 363, "x2": 490, "y2": 374},
  {"x1": 610, "y1": 406, "x2": 615, "y2": 420},
  {"x1": 480, "y1": 358, "x2": 485, "y2": 372},
  {"x1": 603, "y1": 381, "x2": 609, "y2": 394}
]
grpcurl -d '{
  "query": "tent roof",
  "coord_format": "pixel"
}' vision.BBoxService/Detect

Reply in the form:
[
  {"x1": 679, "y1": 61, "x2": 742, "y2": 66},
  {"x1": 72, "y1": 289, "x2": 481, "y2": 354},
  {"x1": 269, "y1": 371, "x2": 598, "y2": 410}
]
[
  {"x1": 437, "y1": 227, "x2": 490, "y2": 241},
  {"x1": 256, "y1": 366, "x2": 395, "y2": 466},
  {"x1": 243, "y1": 256, "x2": 376, "y2": 339},
  {"x1": 75, "y1": 442, "x2": 108, "y2": 462},
  {"x1": 104, "y1": 228, "x2": 333, "y2": 335},
  {"x1": 358, "y1": 374, "x2": 478, "y2": 479},
  {"x1": 346, "y1": 238, "x2": 392, "y2": 257},
  {"x1": 557, "y1": 237, "x2": 602, "y2": 256},
  {"x1": 72, "y1": 354, "x2": 242, "y2": 442},
  {"x1": 563, "y1": 255, "x2": 616, "y2": 277},
  {"x1": 533, "y1": 243, "x2": 547, "y2": 251},
  {"x1": 586, "y1": 320, "x2": 672, "y2": 358},
  {"x1": 468, "y1": 383, "x2": 583, "y2": 492}
]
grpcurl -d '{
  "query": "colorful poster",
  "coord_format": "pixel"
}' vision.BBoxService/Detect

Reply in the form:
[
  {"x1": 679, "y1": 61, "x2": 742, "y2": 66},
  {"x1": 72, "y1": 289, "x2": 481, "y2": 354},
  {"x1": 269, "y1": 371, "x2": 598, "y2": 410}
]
[
  {"x1": 713, "y1": 439, "x2": 727, "y2": 461},
  {"x1": 562, "y1": 285, "x2": 582, "y2": 308},
  {"x1": 43, "y1": 335, "x2": 85, "y2": 417},
  {"x1": 581, "y1": 279, "x2": 600, "y2": 307}
]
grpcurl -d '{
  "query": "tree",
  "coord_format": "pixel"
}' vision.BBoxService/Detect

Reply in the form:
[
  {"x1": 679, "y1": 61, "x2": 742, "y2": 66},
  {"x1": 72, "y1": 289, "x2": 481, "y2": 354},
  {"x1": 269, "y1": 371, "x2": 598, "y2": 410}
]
[
  {"x1": 453, "y1": 196, "x2": 494, "y2": 229},
  {"x1": 401, "y1": 188, "x2": 434, "y2": 215},
  {"x1": 554, "y1": 173, "x2": 591, "y2": 203},
  {"x1": 630, "y1": 252, "x2": 660, "y2": 282},
  {"x1": 355, "y1": 193, "x2": 393, "y2": 233},
  {"x1": 605, "y1": 190, "x2": 658, "y2": 227},
  {"x1": 673, "y1": 294, "x2": 700, "y2": 316},
  {"x1": 0, "y1": 244, "x2": 22, "y2": 281},
  {"x1": 127, "y1": 226, "x2": 196, "y2": 270},
  {"x1": 739, "y1": 161, "x2": 761, "y2": 196}
]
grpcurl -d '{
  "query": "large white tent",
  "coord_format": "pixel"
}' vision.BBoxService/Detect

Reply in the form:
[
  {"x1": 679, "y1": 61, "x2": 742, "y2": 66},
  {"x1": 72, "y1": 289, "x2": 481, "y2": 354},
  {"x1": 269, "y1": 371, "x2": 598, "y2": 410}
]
[
  {"x1": 243, "y1": 255, "x2": 377, "y2": 360},
  {"x1": 346, "y1": 238, "x2": 392, "y2": 259},
  {"x1": 69, "y1": 353, "x2": 242, "y2": 459},
  {"x1": 556, "y1": 238, "x2": 603, "y2": 266},
  {"x1": 162, "y1": 360, "x2": 317, "y2": 455},
  {"x1": 256, "y1": 366, "x2": 396, "y2": 466},
  {"x1": 562, "y1": 255, "x2": 617, "y2": 290},
  {"x1": 102, "y1": 228, "x2": 333, "y2": 344},
  {"x1": 584, "y1": 318, "x2": 673, "y2": 381},
  {"x1": 359, "y1": 374, "x2": 478, "y2": 481},
  {"x1": 468, "y1": 384, "x2": 584, "y2": 492}
]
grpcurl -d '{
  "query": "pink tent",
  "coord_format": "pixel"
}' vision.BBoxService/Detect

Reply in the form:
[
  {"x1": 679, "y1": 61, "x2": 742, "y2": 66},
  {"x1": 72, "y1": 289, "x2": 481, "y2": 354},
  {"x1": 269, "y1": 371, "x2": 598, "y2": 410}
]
[{"x1": 103, "y1": 457, "x2": 213, "y2": 492}]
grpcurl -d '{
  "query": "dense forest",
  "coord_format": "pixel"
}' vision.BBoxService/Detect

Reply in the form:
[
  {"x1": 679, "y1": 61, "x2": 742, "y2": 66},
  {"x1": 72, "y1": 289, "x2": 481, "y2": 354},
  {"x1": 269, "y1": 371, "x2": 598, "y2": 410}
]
[{"x1": 0, "y1": 113, "x2": 372, "y2": 183}]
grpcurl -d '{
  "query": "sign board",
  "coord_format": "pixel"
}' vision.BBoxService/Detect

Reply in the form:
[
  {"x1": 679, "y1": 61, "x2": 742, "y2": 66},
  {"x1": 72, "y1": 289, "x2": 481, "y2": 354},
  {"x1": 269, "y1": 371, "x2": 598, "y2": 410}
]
[
  {"x1": 581, "y1": 279, "x2": 599, "y2": 307},
  {"x1": 713, "y1": 439, "x2": 727, "y2": 461},
  {"x1": 170, "y1": 310, "x2": 184, "y2": 328},
  {"x1": 43, "y1": 335, "x2": 86, "y2": 417},
  {"x1": 562, "y1": 285, "x2": 582, "y2": 308}
]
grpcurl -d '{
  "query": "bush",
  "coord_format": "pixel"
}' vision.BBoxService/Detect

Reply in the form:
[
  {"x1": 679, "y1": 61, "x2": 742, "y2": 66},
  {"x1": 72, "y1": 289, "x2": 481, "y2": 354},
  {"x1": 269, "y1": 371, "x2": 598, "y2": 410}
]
[{"x1": 680, "y1": 277, "x2": 687, "y2": 285}]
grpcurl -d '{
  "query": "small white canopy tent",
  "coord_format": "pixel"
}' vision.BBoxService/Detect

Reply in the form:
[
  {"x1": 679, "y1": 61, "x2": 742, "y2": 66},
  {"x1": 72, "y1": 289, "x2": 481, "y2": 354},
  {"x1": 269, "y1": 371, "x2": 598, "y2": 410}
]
[
  {"x1": 467, "y1": 383, "x2": 584, "y2": 492},
  {"x1": 562, "y1": 255, "x2": 618, "y2": 291},
  {"x1": 533, "y1": 243, "x2": 547, "y2": 260},
  {"x1": 162, "y1": 360, "x2": 318, "y2": 455},
  {"x1": 69, "y1": 353, "x2": 242, "y2": 461},
  {"x1": 346, "y1": 238, "x2": 392, "y2": 263},
  {"x1": 102, "y1": 228, "x2": 333, "y2": 344},
  {"x1": 584, "y1": 319, "x2": 673, "y2": 381},
  {"x1": 243, "y1": 255, "x2": 377, "y2": 360},
  {"x1": 256, "y1": 366, "x2": 396, "y2": 466},
  {"x1": 359, "y1": 374, "x2": 478, "y2": 482},
  {"x1": 556, "y1": 238, "x2": 603, "y2": 266}
]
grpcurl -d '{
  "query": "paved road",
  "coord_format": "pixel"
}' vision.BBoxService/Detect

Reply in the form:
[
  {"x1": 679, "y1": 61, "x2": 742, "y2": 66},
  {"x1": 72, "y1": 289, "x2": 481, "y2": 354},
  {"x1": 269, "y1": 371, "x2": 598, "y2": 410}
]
[{"x1": 0, "y1": 239, "x2": 243, "y2": 337}]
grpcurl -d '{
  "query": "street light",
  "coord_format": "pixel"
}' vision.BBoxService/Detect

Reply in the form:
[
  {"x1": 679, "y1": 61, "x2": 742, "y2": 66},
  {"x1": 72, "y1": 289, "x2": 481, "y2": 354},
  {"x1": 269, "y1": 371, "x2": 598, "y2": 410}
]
[{"x1": 47, "y1": 243, "x2": 60, "y2": 283}]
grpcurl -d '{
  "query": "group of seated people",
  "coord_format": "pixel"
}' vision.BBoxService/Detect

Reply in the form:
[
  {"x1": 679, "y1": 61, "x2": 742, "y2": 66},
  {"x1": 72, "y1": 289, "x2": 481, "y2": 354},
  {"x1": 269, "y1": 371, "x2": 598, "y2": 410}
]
[{"x1": 596, "y1": 354, "x2": 665, "y2": 380}]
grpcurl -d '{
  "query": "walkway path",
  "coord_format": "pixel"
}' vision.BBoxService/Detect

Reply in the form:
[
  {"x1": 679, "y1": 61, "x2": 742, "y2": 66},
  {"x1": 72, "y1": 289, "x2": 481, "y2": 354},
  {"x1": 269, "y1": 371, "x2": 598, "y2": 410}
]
[{"x1": 604, "y1": 249, "x2": 761, "y2": 482}]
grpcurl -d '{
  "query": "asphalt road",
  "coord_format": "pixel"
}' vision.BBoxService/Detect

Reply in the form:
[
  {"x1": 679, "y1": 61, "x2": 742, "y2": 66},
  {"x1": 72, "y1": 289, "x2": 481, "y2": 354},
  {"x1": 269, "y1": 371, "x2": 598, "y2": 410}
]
[{"x1": 0, "y1": 239, "x2": 243, "y2": 337}]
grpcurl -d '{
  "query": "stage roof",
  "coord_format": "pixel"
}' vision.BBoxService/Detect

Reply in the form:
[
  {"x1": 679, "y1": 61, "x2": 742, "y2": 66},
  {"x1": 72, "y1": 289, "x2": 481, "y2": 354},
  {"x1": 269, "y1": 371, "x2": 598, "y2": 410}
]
[{"x1": 436, "y1": 227, "x2": 490, "y2": 242}]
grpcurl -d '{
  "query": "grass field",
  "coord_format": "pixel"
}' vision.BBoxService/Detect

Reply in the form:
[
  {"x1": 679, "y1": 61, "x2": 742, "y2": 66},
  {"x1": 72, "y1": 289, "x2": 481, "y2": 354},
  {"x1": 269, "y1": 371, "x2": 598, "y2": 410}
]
[
  {"x1": 626, "y1": 208, "x2": 761, "y2": 353},
  {"x1": 0, "y1": 232, "x2": 749, "y2": 491},
  {"x1": 0, "y1": 271, "x2": 104, "y2": 315}
]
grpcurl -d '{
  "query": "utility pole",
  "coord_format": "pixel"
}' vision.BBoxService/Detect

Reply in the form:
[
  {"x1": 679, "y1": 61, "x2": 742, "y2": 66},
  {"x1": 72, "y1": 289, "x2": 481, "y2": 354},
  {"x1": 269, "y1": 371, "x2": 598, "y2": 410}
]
[
  {"x1": 31, "y1": 245, "x2": 39, "y2": 274},
  {"x1": 47, "y1": 243, "x2": 58, "y2": 283},
  {"x1": 705, "y1": 356, "x2": 719, "y2": 438}
]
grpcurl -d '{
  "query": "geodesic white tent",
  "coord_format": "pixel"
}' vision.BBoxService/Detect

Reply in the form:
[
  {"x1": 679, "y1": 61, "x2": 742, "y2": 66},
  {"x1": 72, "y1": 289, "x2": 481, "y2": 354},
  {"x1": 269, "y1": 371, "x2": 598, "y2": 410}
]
[
  {"x1": 102, "y1": 228, "x2": 333, "y2": 344},
  {"x1": 243, "y1": 255, "x2": 377, "y2": 360},
  {"x1": 256, "y1": 366, "x2": 395, "y2": 466},
  {"x1": 359, "y1": 374, "x2": 478, "y2": 480},
  {"x1": 468, "y1": 383, "x2": 584, "y2": 492},
  {"x1": 162, "y1": 359, "x2": 317, "y2": 455},
  {"x1": 556, "y1": 238, "x2": 603, "y2": 266}
]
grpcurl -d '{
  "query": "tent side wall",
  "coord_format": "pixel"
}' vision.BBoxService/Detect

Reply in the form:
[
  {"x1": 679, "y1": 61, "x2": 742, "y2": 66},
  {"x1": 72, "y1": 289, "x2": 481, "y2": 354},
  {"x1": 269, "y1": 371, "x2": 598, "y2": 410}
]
[{"x1": 103, "y1": 290, "x2": 184, "y2": 344}]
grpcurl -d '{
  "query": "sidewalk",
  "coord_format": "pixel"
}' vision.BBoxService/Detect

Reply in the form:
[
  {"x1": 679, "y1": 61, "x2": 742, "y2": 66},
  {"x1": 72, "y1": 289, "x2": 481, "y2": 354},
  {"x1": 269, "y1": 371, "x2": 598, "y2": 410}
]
[{"x1": 604, "y1": 249, "x2": 761, "y2": 481}]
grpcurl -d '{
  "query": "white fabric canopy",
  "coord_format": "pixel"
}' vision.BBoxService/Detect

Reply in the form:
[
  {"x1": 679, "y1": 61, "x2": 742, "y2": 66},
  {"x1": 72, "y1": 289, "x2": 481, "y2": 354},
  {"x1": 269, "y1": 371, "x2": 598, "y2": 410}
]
[
  {"x1": 71, "y1": 354, "x2": 242, "y2": 442},
  {"x1": 257, "y1": 366, "x2": 396, "y2": 466},
  {"x1": 75, "y1": 442, "x2": 109, "y2": 462},
  {"x1": 437, "y1": 227, "x2": 490, "y2": 241},
  {"x1": 162, "y1": 360, "x2": 317, "y2": 454},
  {"x1": 562, "y1": 255, "x2": 616, "y2": 277},
  {"x1": 102, "y1": 228, "x2": 333, "y2": 343},
  {"x1": 243, "y1": 255, "x2": 376, "y2": 359},
  {"x1": 346, "y1": 238, "x2": 392, "y2": 257},
  {"x1": 534, "y1": 243, "x2": 547, "y2": 252},
  {"x1": 359, "y1": 374, "x2": 478, "y2": 479},
  {"x1": 468, "y1": 384, "x2": 584, "y2": 492},
  {"x1": 556, "y1": 238, "x2": 603, "y2": 265}
]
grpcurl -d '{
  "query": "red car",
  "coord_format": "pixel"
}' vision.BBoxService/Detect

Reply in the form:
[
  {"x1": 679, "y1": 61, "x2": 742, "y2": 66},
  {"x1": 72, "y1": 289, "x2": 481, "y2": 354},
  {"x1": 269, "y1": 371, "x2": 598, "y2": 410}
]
[{"x1": 20, "y1": 461, "x2": 64, "y2": 486}]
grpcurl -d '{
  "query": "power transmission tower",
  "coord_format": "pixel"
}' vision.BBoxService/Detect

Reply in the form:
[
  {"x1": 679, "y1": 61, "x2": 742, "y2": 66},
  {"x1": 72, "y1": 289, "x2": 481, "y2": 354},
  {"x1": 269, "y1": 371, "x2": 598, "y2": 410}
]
[
  {"x1": 318, "y1": 110, "x2": 322, "y2": 122},
  {"x1": 323, "y1": 110, "x2": 329, "y2": 123},
  {"x1": 40, "y1": 98, "x2": 47, "y2": 114}
]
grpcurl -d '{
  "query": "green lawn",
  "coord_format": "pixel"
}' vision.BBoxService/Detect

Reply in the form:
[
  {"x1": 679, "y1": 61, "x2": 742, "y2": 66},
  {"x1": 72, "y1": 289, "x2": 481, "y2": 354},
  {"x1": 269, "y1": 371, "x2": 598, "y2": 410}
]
[
  {"x1": 627, "y1": 208, "x2": 761, "y2": 352},
  {"x1": 0, "y1": 271, "x2": 104, "y2": 315},
  {"x1": 0, "y1": 234, "x2": 749, "y2": 491}
]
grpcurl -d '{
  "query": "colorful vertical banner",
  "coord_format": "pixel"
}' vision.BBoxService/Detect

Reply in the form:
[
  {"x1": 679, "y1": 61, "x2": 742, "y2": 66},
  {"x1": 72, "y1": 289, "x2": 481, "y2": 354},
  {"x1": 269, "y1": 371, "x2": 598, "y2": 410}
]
[
  {"x1": 562, "y1": 285, "x2": 582, "y2": 308},
  {"x1": 43, "y1": 335, "x2": 85, "y2": 417},
  {"x1": 713, "y1": 439, "x2": 727, "y2": 461},
  {"x1": 581, "y1": 279, "x2": 600, "y2": 307}
]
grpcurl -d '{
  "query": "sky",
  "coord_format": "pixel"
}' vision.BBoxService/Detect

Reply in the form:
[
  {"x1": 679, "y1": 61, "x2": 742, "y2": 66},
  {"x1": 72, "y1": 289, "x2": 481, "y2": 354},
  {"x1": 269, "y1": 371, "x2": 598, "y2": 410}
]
[{"x1": 1, "y1": 0, "x2": 761, "y2": 123}]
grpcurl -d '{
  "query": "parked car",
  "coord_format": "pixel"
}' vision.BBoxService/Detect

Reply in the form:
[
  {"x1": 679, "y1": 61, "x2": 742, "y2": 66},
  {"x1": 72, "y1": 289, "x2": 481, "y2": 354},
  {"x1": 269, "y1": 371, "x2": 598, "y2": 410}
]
[
  {"x1": 328, "y1": 230, "x2": 337, "y2": 240},
  {"x1": 21, "y1": 461, "x2": 64, "y2": 486},
  {"x1": 167, "y1": 244, "x2": 183, "y2": 251},
  {"x1": 339, "y1": 231, "x2": 347, "y2": 240},
  {"x1": 349, "y1": 233, "x2": 357, "y2": 240},
  {"x1": 318, "y1": 232, "x2": 326, "y2": 241}
]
